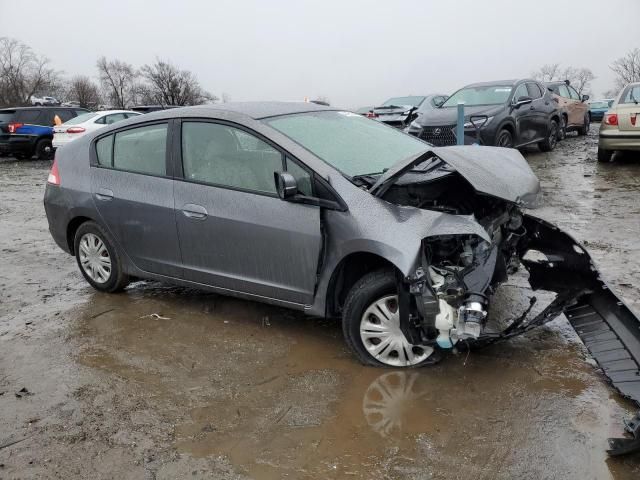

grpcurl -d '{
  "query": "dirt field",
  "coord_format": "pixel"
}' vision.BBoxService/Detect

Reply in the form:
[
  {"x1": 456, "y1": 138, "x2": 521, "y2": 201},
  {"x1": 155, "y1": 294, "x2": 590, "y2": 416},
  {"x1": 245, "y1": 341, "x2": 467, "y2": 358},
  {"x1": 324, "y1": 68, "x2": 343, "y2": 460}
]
[{"x1": 1, "y1": 128, "x2": 639, "y2": 479}]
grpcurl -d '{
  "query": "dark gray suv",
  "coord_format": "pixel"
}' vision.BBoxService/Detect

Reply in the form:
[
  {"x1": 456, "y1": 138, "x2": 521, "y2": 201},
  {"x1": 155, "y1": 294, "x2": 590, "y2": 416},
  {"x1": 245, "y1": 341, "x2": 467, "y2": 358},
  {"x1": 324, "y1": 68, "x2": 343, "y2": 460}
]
[{"x1": 44, "y1": 103, "x2": 640, "y2": 383}]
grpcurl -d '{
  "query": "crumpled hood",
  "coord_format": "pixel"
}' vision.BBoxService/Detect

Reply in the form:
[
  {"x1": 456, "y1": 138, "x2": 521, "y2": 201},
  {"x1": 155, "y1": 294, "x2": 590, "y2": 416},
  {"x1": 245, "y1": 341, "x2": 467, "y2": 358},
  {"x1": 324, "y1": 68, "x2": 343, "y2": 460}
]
[
  {"x1": 369, "y1": 145, "x2": 541, "y2": 208},
  {"x1": 415, "y1": 105, "x2": 503, "y2": 126}
]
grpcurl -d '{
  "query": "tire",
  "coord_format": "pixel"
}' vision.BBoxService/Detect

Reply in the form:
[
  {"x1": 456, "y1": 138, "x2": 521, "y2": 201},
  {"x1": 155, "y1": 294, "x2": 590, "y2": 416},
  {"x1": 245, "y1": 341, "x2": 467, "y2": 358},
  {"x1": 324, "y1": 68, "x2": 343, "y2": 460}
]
[
  {"x1": 34, "y1": 138, "x2": 53, "y2": 160},
  {"x1": 342, "y1": 269, "x2": 438, "y2": 368},
  {"x1": 495, "y1": 129, "x2": 514, "y2": 148},
  {"x1": 539, "y1": 119, "x2": 558, "y2": 152},
  {"x1": 74, "y1": 221, "x2": 129, "y2": 293},
  {"x1": 558, "y1": 115, "x2": 567, "y2": 140},
  {"x1": 597, "y1": 147, "x2": 613, "y2": 163},
  {"x1": 577, "y1": 114, "x2": 590, "y2": 136}
]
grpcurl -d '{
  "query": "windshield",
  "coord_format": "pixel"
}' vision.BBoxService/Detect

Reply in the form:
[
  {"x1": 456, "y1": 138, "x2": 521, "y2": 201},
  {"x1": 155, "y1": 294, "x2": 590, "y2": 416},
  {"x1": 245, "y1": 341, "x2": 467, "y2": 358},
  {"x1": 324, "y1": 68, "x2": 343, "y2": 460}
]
[
  {"x1": 381, "y1": 96, "x2": 426, "y2": 107},
  {"x1": 265, "y1": 111, "x2": 429, "y2": 177},
  {"x1": 442, "y1": 85, "x2": 512, "y2": 107},
  {"x1": 620, "y1": 85, "x2": 640, "y2": 104},
  {"x1": 590, "y1": 101, "x2": 610, "y2": 109},
  {"x1": 63, "y1": 112, "x2": 99, "y2": 125}
]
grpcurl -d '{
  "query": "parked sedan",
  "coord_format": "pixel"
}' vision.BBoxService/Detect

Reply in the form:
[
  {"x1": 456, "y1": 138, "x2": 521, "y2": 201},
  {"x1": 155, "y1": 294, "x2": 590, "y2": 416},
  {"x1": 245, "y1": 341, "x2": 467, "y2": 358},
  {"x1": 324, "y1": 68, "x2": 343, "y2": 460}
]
[
  {"x1": 407, "y1": 79, "x2": 560, "y2": 151},
  {"x1": 42, "y1": 102, "x2": 639, "y2": 385},
  {"x1": 545, "y1": 81, "x2": 590, "y2": 139},
  {"x1": 370, "y1": 95, "x2": 447, "y2": 128},
  {"x1": 53, "y1": 110, "x2": 141, "y2": 149},
  {"x1": 598, "y1": 82, "x2": 640, "y2": 162}
]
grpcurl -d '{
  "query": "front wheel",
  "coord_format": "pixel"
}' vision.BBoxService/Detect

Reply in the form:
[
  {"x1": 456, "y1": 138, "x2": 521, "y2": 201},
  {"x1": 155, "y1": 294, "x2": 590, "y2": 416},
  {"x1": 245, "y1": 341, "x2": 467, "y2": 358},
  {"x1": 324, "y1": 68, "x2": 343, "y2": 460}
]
[
  {"x1": 539, "y1": 119, "x2": 558, "y2": 152},
  {"x1": 577, "y1": 114, "x2": 590, "y2": 136},
  {"x1": 342, "y1": 269, "x2": 437, "y2": 368},
  {"x1": 74, "y1": 221, "x2": 130, "y2": 293},
  {"x1": 495, "y1": 129, "x2": 514, "y2": 148}
]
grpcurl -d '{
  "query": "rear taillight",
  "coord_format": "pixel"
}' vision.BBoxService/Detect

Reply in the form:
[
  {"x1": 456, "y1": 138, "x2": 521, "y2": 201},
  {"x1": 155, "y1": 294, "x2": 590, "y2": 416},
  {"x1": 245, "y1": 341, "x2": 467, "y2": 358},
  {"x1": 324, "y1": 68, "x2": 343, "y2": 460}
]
[
  {"x1": 47, "y1": 158, "x2": 60, "y2": 186},
  {"x1": 66, "y1": 126, "x2": 86, "y2": 134},
  {"x1": 8, "y1": 122, "x2": 24, "y2": 133},
  {"x1": 631, "y1": 113, "x2": 637, "y2": 126},
  {"x1": 604, "y1": 113, "x2": 618, "y2": 126},
  {"x1": 366, "y1": 112, "x2": 378, "y2": 118}
]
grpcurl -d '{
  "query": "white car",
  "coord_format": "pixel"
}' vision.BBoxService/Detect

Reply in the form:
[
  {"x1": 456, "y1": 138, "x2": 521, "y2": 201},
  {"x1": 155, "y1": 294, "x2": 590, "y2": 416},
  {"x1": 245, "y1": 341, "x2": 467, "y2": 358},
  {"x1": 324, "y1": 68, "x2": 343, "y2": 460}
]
[
  {"x1": 31, "y1": 95, "x2": 60, "y2": 106},
  {"x1": 53, "y1": 110, "x2": 142, "y2": 149}
]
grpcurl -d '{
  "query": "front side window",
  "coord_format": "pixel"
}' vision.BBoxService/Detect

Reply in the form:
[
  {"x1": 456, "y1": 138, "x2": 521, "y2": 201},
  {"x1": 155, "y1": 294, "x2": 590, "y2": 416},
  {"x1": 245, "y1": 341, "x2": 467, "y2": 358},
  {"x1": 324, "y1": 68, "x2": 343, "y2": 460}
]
[
  {"x1": 527, "y1": 83, "x2": 542, "y2": 99},
  {"x1": 513, "y1": 84, "x2": 528, "y2": 101},
  {"x1": 442, "y1": 85, "x2": 513, "y2": 107},
  {"x1": 568, "y1": 87, "x2": 580, "y2": 100},
  {"x1": 558, "y1": 84, "x2": 571, "y2": 98},
  {"x1": 181, "y1": 122, "x2": 283, "y2": 194},
  {"x1": 113, "y1": 123, "x2": 167, "y2": 176},
  {"x1": 265, "y1": 111, "x2": 428, "y2": 177}
]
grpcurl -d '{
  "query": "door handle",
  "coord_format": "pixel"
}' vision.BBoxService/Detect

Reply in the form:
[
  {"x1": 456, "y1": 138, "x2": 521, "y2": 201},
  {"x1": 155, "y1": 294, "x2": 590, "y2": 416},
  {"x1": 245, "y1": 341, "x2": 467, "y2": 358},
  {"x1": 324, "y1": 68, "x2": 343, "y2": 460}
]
[
  {"x1": 181, "y1": 203, "x2": 208, "y2": 220},
  {"x1": 95, "y1": 188, "x2": 114, "y2": 201}
]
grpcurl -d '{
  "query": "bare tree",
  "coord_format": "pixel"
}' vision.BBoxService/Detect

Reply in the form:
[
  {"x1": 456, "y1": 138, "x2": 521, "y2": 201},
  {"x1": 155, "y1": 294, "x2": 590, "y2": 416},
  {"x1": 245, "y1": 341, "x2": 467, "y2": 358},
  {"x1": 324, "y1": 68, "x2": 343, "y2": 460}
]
[
  {"x1": 140, "y1": 58, "x2": 217, "y2": 106},
  {"x1": 610, "y1": 48, "x2": 640, "y2": 91},
  {"x1": 68, "y1": 75, "x2": 102, "y2": 108},
  {"x1": 563, "y1": 67, "x2": 595, "y2": 96},
  {"x1": 531, "y1": 63, "x2": 561, "y2": 82},
  {"x1": 0, "y1": 37, "x2": 60, "y2": 107},
  {"x1": 96, "y1": 56, "x2": 137, "y2": 109}
]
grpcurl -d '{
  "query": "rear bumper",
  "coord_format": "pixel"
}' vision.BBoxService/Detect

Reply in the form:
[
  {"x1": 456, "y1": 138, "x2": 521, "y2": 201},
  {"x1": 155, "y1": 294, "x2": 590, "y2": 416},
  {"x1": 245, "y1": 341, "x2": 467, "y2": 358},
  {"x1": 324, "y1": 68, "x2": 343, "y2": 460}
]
[
  {"x1": 599, "y1": 133, "x2": 640, "y2": 151},
  {"x1": 43, "y1": 184, "x2": 72, "y2": 254},
  {"x1": 0, "y1": 135, "x2": 37, "y2": 154}
]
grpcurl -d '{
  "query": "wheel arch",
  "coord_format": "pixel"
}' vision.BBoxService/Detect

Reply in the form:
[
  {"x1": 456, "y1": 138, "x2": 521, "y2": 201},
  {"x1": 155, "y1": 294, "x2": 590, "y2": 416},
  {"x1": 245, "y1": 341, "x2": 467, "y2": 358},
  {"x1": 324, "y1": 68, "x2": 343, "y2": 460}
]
[
  {"x1": 325, "y1": 251, "x2": 402, "y2": 318},
  {"x1": 66, "y1": 215, "x2": 95, "y2": 254}
]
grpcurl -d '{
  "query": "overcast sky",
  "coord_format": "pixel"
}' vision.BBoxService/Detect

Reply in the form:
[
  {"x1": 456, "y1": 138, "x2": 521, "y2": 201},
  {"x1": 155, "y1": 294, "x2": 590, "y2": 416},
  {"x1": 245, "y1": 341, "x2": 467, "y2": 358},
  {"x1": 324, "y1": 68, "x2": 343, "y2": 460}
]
[{"x1": 1, "y1": 0, "x2": 638, "y2": 108}]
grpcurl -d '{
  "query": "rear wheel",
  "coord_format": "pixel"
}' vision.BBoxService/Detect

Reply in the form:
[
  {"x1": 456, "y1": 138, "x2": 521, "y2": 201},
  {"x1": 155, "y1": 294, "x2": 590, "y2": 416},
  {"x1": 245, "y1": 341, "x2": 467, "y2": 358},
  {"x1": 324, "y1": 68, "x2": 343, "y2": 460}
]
[
  {"x1": 577, "y1": 114, "x2": 590, "y2": 136},
  {"x1": 495, "y1": 129, "x2": 514, "y2": 148},
  {"x1": 35, "y1": 138, "x2": 53, "y2": 160},
  {"x1": 342, "y1": 269, "x2": 438, "y2": 368},
  {"x1": 74, "y1": 221, "x2": 130, "y2": 293},
  {"x1": 558, "y1": 115, "x2": 567, "y2": 140},
  {"x1": 539, "y1": 119, "x2": 558, "y2": 152},
  {"x1": 597, "y1": 147, "x2": 613, "y2": 163}
]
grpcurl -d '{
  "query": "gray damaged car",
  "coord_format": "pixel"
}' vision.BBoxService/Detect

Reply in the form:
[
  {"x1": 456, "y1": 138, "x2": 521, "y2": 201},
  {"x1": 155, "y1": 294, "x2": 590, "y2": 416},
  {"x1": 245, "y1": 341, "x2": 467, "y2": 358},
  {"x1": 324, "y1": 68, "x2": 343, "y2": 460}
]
[{"x1": 44, "y1": 103, "x2": 640, "y2": 453}]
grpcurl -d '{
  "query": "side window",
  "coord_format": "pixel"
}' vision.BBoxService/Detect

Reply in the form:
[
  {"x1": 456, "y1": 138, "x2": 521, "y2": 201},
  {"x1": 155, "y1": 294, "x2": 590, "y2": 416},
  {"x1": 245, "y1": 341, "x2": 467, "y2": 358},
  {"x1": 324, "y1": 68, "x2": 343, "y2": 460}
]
[
  {"x1": 55, "y1": 110, "x2": 75, "y2": 123},
  {"x1": 558, "y1": 84, "x2": 571, "y2": 98},
  {"x1": 526, "y1": 83, "x2": 542, "y2": 99},
  {"x1": 513, "y1": 84, "x2": 528, "y2": 101},
  {"x1": 568, "y1": 87, "x2": 580, "y2": 100},
  {"x1": 15, "y1": 110, "x2": 41, "y2": 123},
  {"x1": 125, "y1": 112, "x2": 141, "y2": 119},
  {"x1": 285, "y1": 157, "x2": 313, "y2": 196},
  {"x1": 105, "y1": 113, "x2": 127, "y2": 125},
  {"x1": 113, "y1": 124, "x2": 167, "y2": 176},
  {"x1": 95, "y1": 135, "x2": 113, "y2": 167},
  {"x1": 181, "y1": 122, "x2": 283, "y2": 195}
]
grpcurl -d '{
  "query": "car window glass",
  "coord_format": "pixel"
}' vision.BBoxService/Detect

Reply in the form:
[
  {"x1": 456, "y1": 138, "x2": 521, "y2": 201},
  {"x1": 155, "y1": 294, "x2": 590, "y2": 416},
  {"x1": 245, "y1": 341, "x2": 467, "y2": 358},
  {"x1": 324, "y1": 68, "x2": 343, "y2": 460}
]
[
  {"x1": 182, "y1": 122, "x2": 282, "y2": 194},
  {"x1": 96, "y1": 135, "x2": 113, "y2": 167},
  {"x1": 16, "y1": 110, "x2": 41, "y2": 123},
  {"x1": 0, "y1": 111, "x2": 16, "y2": 123},
  {"x1": 125, "y1": 112, "x2": 141, "y2": 119},
  {"x1": 113, "y1": 124, "x2": 167, "y2": 176},
  {"x1": 74, "y1": 109, "x2": 87, "y2": 116},
  {"x1": 105, "y1": 113, "x2": 127, "y2": 124},
  {"x1": 621, "y1": 85, "x2": 640, "y2": 104},
  {"x1": 94, "y1": 115, "x2": 106, "y2": 124},
  {"x1": 526, "y1": 83, "x2": 542, "y2": 99},
  {"x1": 513, "y1": 84, "x2": 528, "y2": 101},
  {"x1": 285, "y1": 157, "x2": 312, "y2": 196},
  {"x1": 55, "y1": 110, "x2": 75, "y2": 122},
  {"x1": 568, "y1": 87, "x2": 579, "y2": 100},
  {"x1": 558, "y1": 84, "x2": 571, "y2": 98}
]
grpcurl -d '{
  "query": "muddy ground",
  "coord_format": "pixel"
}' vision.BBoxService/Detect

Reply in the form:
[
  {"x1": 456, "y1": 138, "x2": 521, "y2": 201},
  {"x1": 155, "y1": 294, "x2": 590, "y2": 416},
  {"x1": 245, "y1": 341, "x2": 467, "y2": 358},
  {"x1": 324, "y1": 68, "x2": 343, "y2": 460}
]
[{"x1": 1, "y1": 128, "x2": 640, "y2": 479}]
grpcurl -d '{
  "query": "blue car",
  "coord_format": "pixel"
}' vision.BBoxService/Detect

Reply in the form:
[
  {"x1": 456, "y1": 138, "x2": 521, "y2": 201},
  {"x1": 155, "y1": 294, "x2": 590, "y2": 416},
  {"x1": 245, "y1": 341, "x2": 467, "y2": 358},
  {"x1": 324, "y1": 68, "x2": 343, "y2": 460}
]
[
  {"x1": 589, "y1": 100, "x2": 614, "y2": 122},
  {"x1": 0, "y1": 106, "x2": 88, "y2": 159}
]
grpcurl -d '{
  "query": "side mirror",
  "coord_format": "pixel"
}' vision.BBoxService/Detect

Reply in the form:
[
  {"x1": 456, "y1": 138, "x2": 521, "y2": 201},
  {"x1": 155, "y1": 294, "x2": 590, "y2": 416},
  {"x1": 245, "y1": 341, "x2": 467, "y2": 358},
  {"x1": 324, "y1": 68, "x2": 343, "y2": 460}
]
[
  {"x1": 274, "y1": 171, "x2": 298, "y2": 199},
  {"x1": 513, "y1": 96, "x2": 532, "y2": 107},
  {"x1": 434, "y1": 97, "x2": 447, "y2": 108},
  {"x1": 582, "y1": 94, "x2": 590, "y2": 102}
]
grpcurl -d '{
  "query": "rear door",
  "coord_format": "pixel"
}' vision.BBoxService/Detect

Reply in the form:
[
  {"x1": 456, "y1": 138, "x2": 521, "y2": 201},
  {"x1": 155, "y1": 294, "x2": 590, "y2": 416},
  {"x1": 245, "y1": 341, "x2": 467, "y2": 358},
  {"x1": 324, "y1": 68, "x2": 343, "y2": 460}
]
[
  {"x1": 567, "y1": 86, "x2": 587, "y2": 125},
  {"x1": 512, "y1": 83, "x2": 536, "y2": 144},
  {"x1": 558, "y1": 84, "x2": 579, "y2": 126},
  {"x1": 526, "y1": 82, "x2": 549, "y2": 141},
  {"x1": 174, "y1": 119, "x2": 322, "y2": 305},
  {"x1": 90, "y1": 121, "x2": 182, "y2": 277}
]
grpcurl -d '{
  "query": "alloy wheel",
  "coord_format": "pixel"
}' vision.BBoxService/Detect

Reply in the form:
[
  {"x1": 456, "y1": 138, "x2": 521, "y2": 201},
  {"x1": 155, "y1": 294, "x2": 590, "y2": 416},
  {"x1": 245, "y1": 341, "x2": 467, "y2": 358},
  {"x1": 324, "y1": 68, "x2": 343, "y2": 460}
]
[{"x1": 359, "y1": 295, "x2": 432, "y2": 367}]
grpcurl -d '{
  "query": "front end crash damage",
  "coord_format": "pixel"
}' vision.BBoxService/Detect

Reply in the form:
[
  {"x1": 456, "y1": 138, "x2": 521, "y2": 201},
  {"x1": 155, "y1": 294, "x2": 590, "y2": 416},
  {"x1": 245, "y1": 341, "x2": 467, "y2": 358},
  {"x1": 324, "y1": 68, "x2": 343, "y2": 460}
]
[{"x1": 371, "y1": 146, "x2": 640, "y2": 455}]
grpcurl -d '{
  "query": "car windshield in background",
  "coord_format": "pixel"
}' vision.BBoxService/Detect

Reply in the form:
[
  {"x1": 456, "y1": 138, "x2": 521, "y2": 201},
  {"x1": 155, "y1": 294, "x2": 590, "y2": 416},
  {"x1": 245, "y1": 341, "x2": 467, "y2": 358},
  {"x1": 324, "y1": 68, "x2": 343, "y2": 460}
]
[
  {"x1": 620, "y1": 85, "x2": 640, "y2": 104},
  {"x1": 442, "y1": 85, "x2": 513, "y2": 107},
  {"x1": 64, "y1": 112, "x2": 99, "y2": 125},
  {"x1": 265, "y1": 111, "x2": 429, "y2": 177},
  {"x1": 382, "y1": 96, "x2": 426, "y2": 107},
  {"x1": 590, "y1": 101, "x2": 610, "y2": 109}
]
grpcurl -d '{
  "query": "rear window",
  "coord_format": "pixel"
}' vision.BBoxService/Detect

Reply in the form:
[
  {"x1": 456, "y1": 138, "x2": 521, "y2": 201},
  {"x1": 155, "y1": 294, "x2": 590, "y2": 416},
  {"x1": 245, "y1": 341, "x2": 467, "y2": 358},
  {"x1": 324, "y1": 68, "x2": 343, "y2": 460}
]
[
  {"x1": 64, "y1": 112, "x2": 99, "y2": 125},
  {"x1": 0, "y1": 110, "x2": 16, "y2": 123},
  {"x1": 620, "y1": 85, "x2": 640, "y2": 104}
]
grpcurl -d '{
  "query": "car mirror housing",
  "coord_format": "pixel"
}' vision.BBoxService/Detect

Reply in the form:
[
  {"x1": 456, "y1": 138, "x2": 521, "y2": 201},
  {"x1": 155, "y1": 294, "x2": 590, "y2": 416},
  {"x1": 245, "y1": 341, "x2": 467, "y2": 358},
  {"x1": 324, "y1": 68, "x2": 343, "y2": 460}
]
[
  {"x1": 274, "y1": 171, "x2": 298, "y2": 199},
  {"x1": 582, "y1": 94, "x2": 590, "y2": 102},
  {"x1": 513, "y1": 96, "x2": 533, "y2": 107}
]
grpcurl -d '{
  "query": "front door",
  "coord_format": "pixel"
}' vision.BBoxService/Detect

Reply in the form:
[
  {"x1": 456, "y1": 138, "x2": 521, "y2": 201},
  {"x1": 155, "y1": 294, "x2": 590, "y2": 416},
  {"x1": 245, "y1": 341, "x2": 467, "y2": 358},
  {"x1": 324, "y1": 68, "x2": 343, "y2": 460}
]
[
  {"x1": 90, "y1": 122, "x2": 182, "y2": 278},
  {"x1": 174, "y1": 120, "x2": 322, "y2": 305}
]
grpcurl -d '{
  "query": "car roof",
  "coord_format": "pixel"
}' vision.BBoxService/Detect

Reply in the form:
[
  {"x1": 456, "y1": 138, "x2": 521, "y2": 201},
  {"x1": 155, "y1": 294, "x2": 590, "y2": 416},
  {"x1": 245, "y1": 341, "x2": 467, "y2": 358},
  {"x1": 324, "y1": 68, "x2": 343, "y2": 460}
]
[
  {"x1": 93, "y1": 109, "x2": 140, "y2": 115},
  {"x1": 136, "y1": 101, "x2": 337, "y2": 121},
  {"x1": 0, "y1": 106, "x2": 87, "y2": 111},
  {"x1": 465, "y1": 79, "x2": 525, "y2": 87}
]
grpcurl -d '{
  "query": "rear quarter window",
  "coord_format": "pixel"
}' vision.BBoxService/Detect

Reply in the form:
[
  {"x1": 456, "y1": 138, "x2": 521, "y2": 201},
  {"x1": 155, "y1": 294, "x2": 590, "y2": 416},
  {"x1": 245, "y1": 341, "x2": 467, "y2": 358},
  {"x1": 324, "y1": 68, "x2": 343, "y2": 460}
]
[
  {"x1": 0, "y1": 110, "x2": 17, "y2": 123},
  {"x1": 96, "y1": 135, "x2": 113, "y2": 167},
  {"x1": 15, "y1": 110, "x2": 42, "y2": 123}
]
